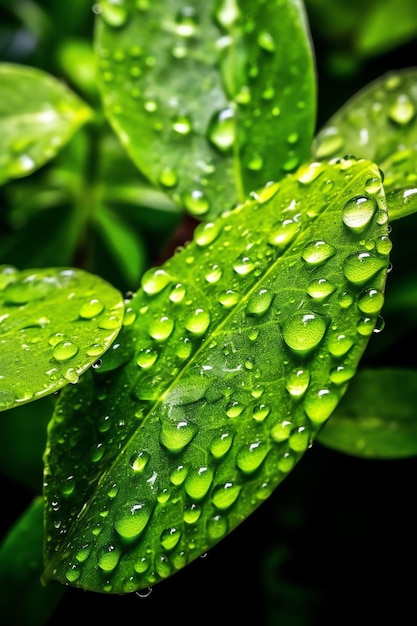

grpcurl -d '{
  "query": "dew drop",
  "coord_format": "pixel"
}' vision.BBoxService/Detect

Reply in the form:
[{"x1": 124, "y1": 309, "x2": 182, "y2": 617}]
[
  {"x1": 285, "y1": 368, "x2": 310, "y2": 398},
  {"x1": 233, "y1": 256, "x2": 256, "y2": 275},
  {"x1": 342, "y1": 195, "x2": 377, "y2": 233},
  {"x1": 226, "y1": 400, "x2": 244, "y2": 418},
  {"x1": 97, "y1": 544, "x2": 121, "y2": 572},
  {"x1": 210, "y1": 432, "x2": 233, "y2": 459},
  {"x1": 301, "y1": 240, "x2": 336, "y2": 265},
  {"x1": 211, "y1": 482, "x2": 241, "y2": 510},
  {"x1": 79, "y1": 298, "x2": 104, "y2": 319},
  {"x1": 289, "y1": 426, "x2": 310, "y2": 452},
  {"x1": 183, "y1": 503, "x2": 201, "y2": 524},
  {"x1": 277, "y1": 451, "x2": 296, "y2": 473},
  {"x1": 172, "y1": 114, "x2": 192, "y2": 135},
  {"x1": 175, "y1": 337, "x2": 192, "y2": 359},
  {"x1": 343, "y1": 251, "x2": 386, "y2": 285},
  {"x1": 246, "y1": 289, "x2": 273, "y2": 317},
  {"x1": 338, "y1": 290, "x2": 354, "y2": 309},
  {"x1": 268, "y1": 219, "x2": 300, "y2": 249},
  {"x1": 175, "y1": 6, "x2": 199, "y2": 37},
  {"x1": 160, "y1": 418, "x2": 198, "y2": 453},
  {"x1": 100, "y1": 0, "x2": 128, "y2": 27},
  {"x1": 270, "y1": 419, "x2": 293, "y2": 442},
  {"x1": 207, "y1": 108, "x2": 235, "y2": 152},
  {"x1": 365, "y1": 176, "x2": 382, "y2": 194},
  {"x1": 236, "y1": 440, "x2": 269, "y2": 473},
  {"x1": 376, "y1": 236, "x2": 392, "y2": 256},
  {"x1": 357, "y1": 288, "x2": 385, "y2": 314},
  {"x1": 158, "y1": 167, "x2": 178, "y2": 188},
  {"x1": 330, "y1": 365, "x2": 356, "y2": 384},
  {"x1": 252, "y1": 404, "x2": 270, "y2": 422},
  {"x1": 257, "y1": 30, "x2": 276, "y2": 52},
  {"x1": 65, "y1": 565, "x2": 81, "y2": 583},
  {"x1": 184, "y1": 308, "x2": 211, "y2": 336},
  {"x1": 356, "y1": 316, "x2": 375, "y2": 336},
  {"x1": 218, "y1": 289, "x2": 240, "y2": 308},
  {"x1": 182, "y1": 189, "x2": 209, "y2": 216},
  {"x1": 114, "y1": 502, "x2": 153, "y2": 541},
  {"x1": 314, "y1": 127, "x2": 344, "y2": 158},
  {"x1": 136, "y1": 348, "x2": 158, "y2": 369},
  {"x1": 53, "y1": 340, "x2": 79, "y2": 362},
  {"x1": 141, "y1": 268, "x2": 171, "y2": 295},
  {"x1": 207, "y1": 514, "x2": 228, "y2": 540},
  {"x1": 303, "y1": 388, "x2": 340, "y2": 424},
  {"x1": 205, "y1": 264, "x2": 222, "y2": 283},
  {"x1": 296, "y1": 161, "x2": 325, "y2": 184},
  {"x1": 148, "y1": 315, "x2": 174, "y2": 341},
  {"x1": 169, "y1": 283, "x2": 186, "y2": 303},
  {"x1": 160, "y1": 527, "x2": 181, "y2": 551},
  {"x1": 388, "y1": 94, "x2": 415, "y2": 125},
  {"x1": 307, "y1": 278, "x2": 336, "y2": 301},
  {"x1": 169, "y1": 464, "x2": 188, "y2": 486},
  {"x1": 194, "y1": 221, "x2": 222, "y2": 246},
  {"x1": 327, "y1": 332, "x2": 354, "y2": 357},
  {"x1": 184, "y1": 466, "x2": 214, "y2": 500},
  {"x1": 282, "y1": 312, "x2": 327, "y2": 355},
  {"x1": 129, "y1": 450, "x2": 150, "y2": 472}
]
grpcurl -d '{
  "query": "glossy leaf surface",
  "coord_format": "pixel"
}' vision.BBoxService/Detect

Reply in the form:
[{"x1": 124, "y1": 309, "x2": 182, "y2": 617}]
[
  {"x1": 313, "y1": 68, "x2": 417, "y2": 220},
  {"x1": 0, "y1": 267, "x2": 124, "y2": 410},
  {"x1": 0, "y1": 63, "x2": 92, "y2": 185},
  {"x1": 318, "y1": 368, "x2": 417, "y2": 459},
  {"x1": 43, "y1": 158, "x2": 390, "y2": 593},
  {"x1": 95, "y1": 0, "x2": 316, "y2": 219}
]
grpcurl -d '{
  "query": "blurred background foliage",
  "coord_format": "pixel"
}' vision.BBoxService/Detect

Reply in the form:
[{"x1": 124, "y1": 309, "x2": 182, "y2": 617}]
[{"x1": 0, "y1": 1, "x2": 417, "y2": 624}]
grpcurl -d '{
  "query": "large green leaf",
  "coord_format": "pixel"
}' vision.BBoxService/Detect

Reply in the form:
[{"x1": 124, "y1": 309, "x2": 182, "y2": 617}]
[
  {"x1": 318, "y1": 368, "x2": 417, "y2": 459},
  {"x1": 43, "y1": 157, "x2": 390, "y2": 593},
  {"x1": 0, "y1": 266, "x2": 124, "y2": 410},
  {"x1": 0, "y1": 63, "x2": 92, "y2": 185},
  {"x1": 95, "y1": 0, "x2": 316, "y2": 220},
  {"x1": 313, "y1": 68, "x2": 417, "y2": 220}
]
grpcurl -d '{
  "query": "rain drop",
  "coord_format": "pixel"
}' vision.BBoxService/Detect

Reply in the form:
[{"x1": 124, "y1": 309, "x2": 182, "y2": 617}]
[
  {"x1": 342, "y1": 196, "x2": 377, "y2": 233},
  {"x1": 160, "y1": 418, "x2": 198, "y2": 453},
  {"x1": 184, "y1": 466, "x2": 214, "y2": 500},
  {"x1": 236, "y1": 440, "x2": 269, "y2": 473},
  {"x1": 210, "y1": 432, "x2": 233, "y2": 459},
  {"x1": 270, "y1": 420, "x2": 292, "y2": 443},
  {"x1": 343, "y1": 251, "x2": 386, "y2": 285},
  {"x1": 184, "y1": 308, "x2": 211, "y2": 336},
  {"x1": 357, "y1": 288, "x2": 385, "y2": 315},
  {"x1": 136, "y1": 348, "x2": 158, "y2": 369},
  {"x1": 182, "y1": 189, "x2": 210, "y2": 216},
  {"x1": 307, "y1": 278, "x2": 336, "y2": 301},
  {"x1": 388, "y1": 94, "x2": 415, "y2": 125},
  {"x1": 129, "y1": 450, "x2": 150, "y2": 472},
  {"x1": 268, "y1": 219, "x2": 300, "y2": 249},
  {"x1": 160, "y1": 527, "x2": 181, "y2": 551},
  {"x1": 53, "y1": 340, "x2": 79, "y2": 362},
  {"x1": 148, "y1": 315, "x2": 174, "y2": 341},
  {"x1": 194, "y1": 221, "x2": 222, "y2": 246},
  {"x1": 303, "y1": 388, "x2": 340, "y2": 424},
  {"x1": 141, "y1": 267, "x2": 171, "y2": 295},
  {"x1": 285, "y1": 368, "x2": 310, "y2": 398},
  {"x1": 97, "y1": 544, "x2": 121, "y2": 572},
  {"x1": 79, "y1": 298, "x2": 104, "y2": 319},
  {"x1": 114, "y1": 502, "x2": 153, "y2": 541},
  {"x1": 245, "y1": 289, "x2": 273, "y2": 317},
  {"x1": 301, "y1": 240, "x2": 336, "y2": 265},
  {"x1": 282, "y1": 312, "x2": 327, "y2": 355},
  {"x1": 218, "y1": 289, "x2": 240, "y2": 308},
  {"x1": 211, "y1": 482, "x2": 241, "y2": 510},
  {"x1": 207, "y1": 108, "x2": 235, "y2": 152}
]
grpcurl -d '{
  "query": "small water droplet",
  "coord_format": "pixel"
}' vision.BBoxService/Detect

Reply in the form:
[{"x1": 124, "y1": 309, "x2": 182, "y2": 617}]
[
  {"x1": 114, "y1": 501, "x2": 153, "y2": 541},
  {"x1": 136, "y1": 348, "x2": 158, "y2": 369},
  {"x1": 53, "y1": 340, "x2": 79, "y2": 362},
  {"x1": 246, "y1": 289, "x2": 273, "y2": 316},
  {"x1": 327, "y1": 332, "x2": 354, "y2": 357},
  {"x1": 175, "y1": 337, "x2": 192, "y2": 359},
  {"x1": 388, "y1": 94, "x2": 415, "y2": 125},
  {"x1": 342, "y1": 195, "x2": 378, "y2": 233},
  {"x1": 343, "y1": 251, "x2": 386, "y2": 285},
  {"x1": 79, "y1": 298, "x2": 104, "y2": 319},
  {"x1": 236, "y1": 440, "x2": 269, "y2": 473},
  {"x1": 169, "y1": 283, "x2": 186, "y2": 303},
  {"x1": 207, "y1": 108, "x2": 235, "y2": 152},
  {"x1": 183, "y1": 503, "x2": 201, "y2": 524},
  {"x1": 141, "y1": 268, "x2": 171, "y2": 295},
  {"x1": 282, "y1": 312, "x2": 327, "y2": 355},
  {"x1": 270, "y1": 420, "x2": 293, "y2": 443},
  {"x1": 184, "y1": 308, "x2": 211, "y2": 336},
  {"x1": 303, "y1": 388, "x2": 340, "y2": 424},
  {"x1": 97, "y1": 544, "x2": 121, "y2": 572},
  {"x1": 182, "y1": 189, "x2": 209, "y2": 216},
  {"x1": 218, "y1": 289, "x2": 240, "y2": 308},
  {"x1": 314, "y1": 126, "x2": 344, "y2": 159},
  {"x1": 210, "y1": 432, "x2": 233, "y2": 459},
  {"x1": 172, "y1": 114, "x2": 192, "y2": 135},
  {"x1": 211, "y1": 482, "x2": 241, "y2": 510},
  {"x1": 296, "y1": 161, "x2": 325, "y2": 184},
  {"x1": 160, "y1": 418, "x2": 198, "y2": 453},
  {"x1": 158, "y1": 167, "x2": 178, "y2": 188},
  {"x1": 257, "y1": 30, "x2": 276, "y2": 52},
  {"x1": 285, "y1": 368, "x2": 310, "y2": 398},
  {"x1": 100, "y1": 0, "x2": 128, "y2": 27},
  {"x1": 226, "y1": 400, "x2": 244, "y2": 418},
  {"x1": 129, "y1": 450, "x2": 150, "y2": 472},
  {"x1": 277, "y1": 451, "x2": 296, "y2": 473},
  {"x1": 376, "y1": 236, "x2": 392, "y2": 256},
  {"x1": 338, "y1": 290, "x2": 354, "y2": 309},
  {"x1": 252, "y1": 404, "x2": 270, "y2": 422},
  {"x1": 148, "y1": 315, "x2": 174, "y2": 341},
  {"x1": 205, "y1": 264, "x2": 222, "y2": 283},
  {"x1": 194, "y1": 221, "x2": 222, "y2": 246},
  {"x1": 357, "y1": 288, "x2": 385, "y2": 314},
  {"x1": 233, "y1": 256, "x2": 256, "y2": 275},
  {"x1": 160, "y1": 527, "x2": 181, "y2": 551},
  {"x1": 268, "y1": 219, "x2": 300, "y2": 249},
  {"x1": 207, "y1": 514, "x2": 228, "y2": 539},
  {"x1": 307, "y1": 278, "x2": 336, "y2": 301},
  {"x1": 289, "y1": 426, "x2": 310, "y2": 452},
  {"x1": 169, "y1": 464, "x2": 188, "y2": 486},
  {"x1": 184, "y1": 466, "x2": 214, "y2": 500},
  {"x1": 330, "y1": 365, "x2": 356, "y2": 384}
]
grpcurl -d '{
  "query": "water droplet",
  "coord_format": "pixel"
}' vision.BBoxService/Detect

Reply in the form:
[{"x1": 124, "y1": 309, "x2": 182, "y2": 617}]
[
  {"x1": 175, "y1": 337, "x2": 192, "y2": 359},
  {"x1": 141, "y1": 268, "x2": 171, "y2": 295},
  {"x1": 330, "y1": 365, "x2": 356, "y2": 384},
  {"x1": 342, "y1": 195, "x2": 378, "y2": 233},
  {"x1": 246, "y1": 289, "x2": 273, "y2": 316},
  {"x1": 114, "y1": 501, "x2": 153, "y2": 541},
  {"x1": 233, "y1": 256, "x2": 256, "y2": 275},
  {"x1": 172, "y1": 114, "x2": 192, "y2": 135},
  {"x1": 53, "y1": 340, "x2": 79, "y2": 362},
  {"x1": 148, "y1": 315, "x2": 174, "y2": 341},
  {"x1": 285, "y1": 368, "x2": 310, "y2": 397},
  {"x1": 207, "y1": 108, "x2": 235, "y2": 152},
  {"x1": 160, "y1": 418, "x2": 198, "y2": 453},
  {"x1": 258, "y1": 30, "x2": 275, "y2": 52},
  {"x1": 376, "y1": 236, "x2": 392, "y2": 256},
  {"x1": 134, "y1": 557, "x2": 150, "y2": 575},
  {"x1": 79, "y1": 298, "x2": 104, "y2": 319},
  {"x1": 365, "y1": 176, "x2": 382, "y2": 194},
  {"x1": 169, "y1": 464, "x2": 188, "y2": 485},
  {"x1": 268, "y1": 219, "x2": 300, "y2": 249},
  {"x1": 129, "y1": 450, "x2": 150, "y2": 472},
  {"x1": 169, "y1": 283, "x2": 186, "y2": 303},
  {"x1": 207, "y1": 514, "x2": 228, "y2": 539},
  {"x1": 282, "y1": 312, "x2": 327, "y2": 355},
  {"x1": 226, "y1": 400, "x2": 244, "y2": 418},
  {"x1": 356, "y1": 316, "x2": 376, "y2": 336},
  {"x1": 160, "y1": 527, "x2": 181, "y2": 551},
  {"x1": 270, "y1": 420, "x2": 293, "y2": 442},
  {"x1": 184, "y1": 466, "x2": 214, "y2": 500},
  {"x1": 194, "y1": 221, "x2": 222, "y2": 246},
  {"x1": 236, "y1": 440, "x2": 269, "y2": 473},
  {"x1": 314, "y1": 126, "x2": 344, "y2": 158},
  {"x1": 343, "y1": 251, "x2": 386, "y2": 285},
  {"x1": 136, "y1": 348, "x2": 158, "y2": 369},
  {"x1": 175, "y1": 6, "x2": 199, "y2": 37},
  {"x1": 100, "y1": 0, "x2": 128, "y2": 27},
  {"x1": 211, "y1": 482, "x2": 241, "y2": 510},
  {"x1": 182, "y1": 189, "x2": 209, "y2": 216},
  {"x1": 252, "y1": 404, "x2": 270, "y2": 422},
  {"x1": 303, "y1": 388, "x2": 340, "y2": 424},
  {"x1": 327, "y1": 332, "x2": 354, "y2": 357},
  {"x1": 184, "y1": 308, "x2": 211, "y2": 336},
  {"x1": 214, "y1": 0, "x2": 240, "y2": 28},
  {"x1": 65, "y1": 565, "x2": 81, "y2": 583},
  {"x1": 97, "y1": 544, "x2": 121, "y2": 572},
  {"x1": 183, "y1": 503, "x2": 201, "y2": 524},
  {"x1": 210, "y1": 432, "x2": 233, "y2": 459},
  {"x1": 277, "y1": 451, "x2": 296, "y2": 473},
  {"x1": 388, "y1": 94, "x2": 415, "y2": 125},
  {"x1": 218, "y1": 289, "x2": 240, "y2": 308},
  {"x1": 289, "y1": 426, "x2": 310, "y2": 452},
  {"x1": 338, "y1": 290, "x2": 354, "y2": 309},
  {"x1": 357, "y1": 288, "x2": 384, "y2": 314},
  {"x1": 296, "y1": 162, "x2": 325, "y2": 184},
  {"x1": 307, "y1": 278, "x2": 336, "y2": 301},
  {"x1": 301, "y1": 240, "x2": 336, "y2": 265},
  {"x1": 158, "y1": 167, "x2": 178, "y2": 188}
]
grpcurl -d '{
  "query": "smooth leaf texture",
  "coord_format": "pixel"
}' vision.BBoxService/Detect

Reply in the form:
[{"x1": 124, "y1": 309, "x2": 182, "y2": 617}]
[
  {"x1": 318, "y1": 368, "x2": 417, "y2": 459},
  {"x1": 95, "y1": 0, "x2": 316, "y2": 220},
  {"x1": 0, "y1": 63, "x2": 92, "y2": 185},
  {"x1": 42, "y1": 157, "x2": 390, "y2": 594},
  {"x1": 0, "y1": 266, "x2": 124, "y2": 410},
  {"x1": 313, "y1": 68, "x2": 417, "y2": 221}
]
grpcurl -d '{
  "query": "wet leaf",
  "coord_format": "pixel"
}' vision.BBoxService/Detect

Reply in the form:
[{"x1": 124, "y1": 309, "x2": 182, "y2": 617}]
[
  {"x1": 318, "y1": 368, "x2": 417, "y2": 459},
  {"x1": 0, "y1": 266, "x2": 124, "y2": 410},
  {"x1": 95, "y1": 0, "x2": 316, "y2": 220},
  {"x1": 43, "y1": 157, "x2": 390, "y2": 593},
  {"x1": 313, "y1": 68, "x2": 417, "y2": 221},
  {"x1": 0, "y1": 63, "x2": 92, "y2": 185}
]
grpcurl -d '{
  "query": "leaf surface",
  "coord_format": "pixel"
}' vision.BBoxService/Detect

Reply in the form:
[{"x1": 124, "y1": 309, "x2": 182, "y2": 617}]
[
  {"x1": 95, "y1": 0, "x2": 316, "y2": 219},
  {"x1": 318, "y1": 368, "x2": 417, "y2": 459},
  {"x1": 0, "y1": 63, "x2": 92, "y2": 185},
  {"x1": 0, "y1": 267, "x2": 124, "y2": 410},
  {"x1": 43, "y1": 158, "x2": 390, "y2": 593}
]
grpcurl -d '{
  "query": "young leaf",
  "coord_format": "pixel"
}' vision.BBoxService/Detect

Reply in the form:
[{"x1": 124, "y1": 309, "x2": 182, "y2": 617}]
[
  {"x1": 312, "y1": 68, "x2": 417, "y2": 220},
  {"x1": 0, "y1": 63, "x2": 92, "y2": 185},
  {"x1": 0, "y1": 266, "x2": 124, "y2": 411},
  {"x1": 95, "y1": 0, "x2": 316, "y2": 220},
  {"x1": 43, "y1": 158, "x2": 390, "y2": 594},
  {"x1": 317, "y1": 368, "x2": 417, "y2": 459}
]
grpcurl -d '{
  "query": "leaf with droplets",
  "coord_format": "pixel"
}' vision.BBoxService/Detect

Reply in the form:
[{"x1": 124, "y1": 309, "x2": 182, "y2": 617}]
[
  {"x1": 0, "y1": 63, "x2": 92, "y2": 185},
  {"x1": 0, "y1": 266, "x2": 124, "y2": 410},
  {"x1": 94, "y1": 0, "x2": 316, "y2": 220},
  {"x1": 43, "y1": 158, "x2": 390, "y2": 594},
  {"x1": 317, "y1": 368, "x2": 417, "y2": 459},
  {"x1": 313, "y1": 68, "x2": 417, "y2": 221}
]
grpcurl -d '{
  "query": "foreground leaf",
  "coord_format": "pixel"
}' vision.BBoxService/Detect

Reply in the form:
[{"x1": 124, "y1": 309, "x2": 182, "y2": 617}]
[
  {"x1": 0, "y1": 267, "x2": 124, "y2": 410},
  {"x1": 43, "y1": 158, "x2": 390, "y2": 593},
  {"x1": 0, "y1": 498, "x2": 65, "y2": 626},
  {"x1": 318, "y1": 368, "x2": 417, "y2": 459},
  {"x1": 313, "y1": 68, "x2": 417, "y2": 221},
  {"x1": 95, "y1": 0, "x2": 316, "y2": 219},
  {"x1": 0, "y1": 63, "x2": 92, "y2": 185}
]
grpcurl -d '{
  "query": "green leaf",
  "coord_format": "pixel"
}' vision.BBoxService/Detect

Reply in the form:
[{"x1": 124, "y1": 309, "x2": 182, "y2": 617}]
[
  {"x1": 317, "y1": 368, "x2": 417, "y2": 459},
  {"x1": 313, "y1": 68, "x2": 417, "y2": 221},
  {"x1": 95, "y1": 0, "x2": 316, "y2": 220},
  {"x1": 0, "y1": 266, "x2": 124, "y2": 410},
  {"x1": 0, "y1": 498, "x2": 65, "y2": 626},
  {"x1": 43, "y1": 157, "x2": 390, "y2": 593},
  {"x1": 0, "y1": 63, "x2": 92, "y2": 185},
  {"x1": 355, "y1": 0, "x2": 417, "y2": 57}
]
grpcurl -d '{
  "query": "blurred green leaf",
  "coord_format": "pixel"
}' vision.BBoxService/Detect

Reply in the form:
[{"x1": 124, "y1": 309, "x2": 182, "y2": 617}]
[
  {"x1": 0, "y1": 266, "x2": 124, "y2": 410},
  {"x1": 42, "y1": 158, "x2": 389, "y2": 593},
  {"x1": 318, "y1": 368, "x2": 417, "y2": 459},
  {"x1": 95, "y1": 0, "x2": 316, "y2": 220},
  {"x1": 355, "y1": 0, "x2": 417, "y2": 57},
  {"x1": 0, "y1": 63, "x2": 92, "y2": 184},
  {"x1": 0, "y1": 497, "x2": 65, "y2": 626}
]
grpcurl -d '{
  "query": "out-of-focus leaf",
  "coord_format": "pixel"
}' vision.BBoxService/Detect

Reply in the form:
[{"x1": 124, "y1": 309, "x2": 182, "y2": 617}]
[
  {"x1": 42, "y1": 157, "x2": 390, "y2": 594},
  {"x1": 355, "y1": 0, "x2": 417, "y2": 57},
  {"x1": 0, "y1": 63, "x2": 92, "y2": 184},
  {"x1": 95, "y1": 0, "x2": 316, "y2": 220},
  {"x1": 0, "y1": 266, "x2": 124, "y2": 410},
  {"x1": 0, "y1": 498, "x2": 65, "y2": 626},
  {"x1": 318, "y1": 368, "x2": 417, "y2": 459},
  {"x1": 313, "y1": 68, "x2": 417, "y2": 221}
]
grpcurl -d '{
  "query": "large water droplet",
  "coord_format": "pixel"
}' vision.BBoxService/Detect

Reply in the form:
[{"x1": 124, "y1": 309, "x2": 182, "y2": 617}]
[
  {"x1": 388, "y1": 94, "x2": 415, "y2": 125},
  {"x1": 218, "y1": 289, "x2": 240, "y2": 308},
  {"x1": 207, "y1": 108, "x2": 235, "y2": 152},
  {"x1": 282, "y1": 312, "x2": 327, "y2": 355},
  {"x1": 194, "y1": 221, "x2": 222, "y2": 246},
  {"x1": 357, "y1": 288, "x2": 385, "y2": 314},
  {"x1": 184, "y1": 466, "x2": 214, "y2": 500},
  {"x1": 327, "y1": 332, "x2": 354, "y2": 357},
  {"x1": 342, "y1": 196, "x2": 377, "y2": 233},
  {"x1": 307, "y1": 278, "x2": 336, "y2": 301},
  {"x1": 182, "y1": 189, "x2": 209, "y2": 216},
  {"x1": 211, "y1": 482, "x2": 241, "y2": 510},
  {"x1": 343, "y1": 252, "x2": 386, "y2": 285},
  {"x1": 53, "y1": 340, "x2": 79, "y2": 362},
  {"x1": 160, "y1": 418, "x2": 198, "y2": 453},
  {"x1": 160, "y1": 527, "x2": 181, "y2": 551},
  {"x1": 236, "y1": 440, "x2": 269, "y2": 473},
  {"x1": 285, "y1": 368, "x2": 310, "y2": 397},
  {"x1": 148, "y1": 315, "x2": 174, "y2": 341},
  {"x1": 100, "y1": 0, "x2": 128, "y2": 27},
  {"x1": 270, "y1": 419, "x2": 293, "y2": 442},
  {"x1": 129, "y1": 451, "x2": 150, "y2": 472},
  {"x1": 184, "y1": 308, "x2": 211, "y2": 336},
  {"x1": 301, "y1": 240, "x2": 336, "y2": 265},
  {"x1": 114, "y1": 502, "x2": 153, "y2": 541},
  {"x1": 97, "y1": 544, "x2": 121, "y2": 572},
  {"x1": 246, "y1": 289, "x2": 273, "y2": 317},
  {"x1": 210, "y1": 432, "x2": 233, "y2": 459},
  {"x1": 79, "y1": 298, "x2": 104, "y2": 319},
  {"x1": 303, "y1": 388, "x2": 340, "y2": 424},
  {"x1": 289, "y1": 426, "x2": 310, "y2": 452},
  {"x1": 268, "y1": 219, "x2": 300, "y2": 249},
  {"x1": 141, "y1": 268, "x2": 171, "y2": 295}
]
